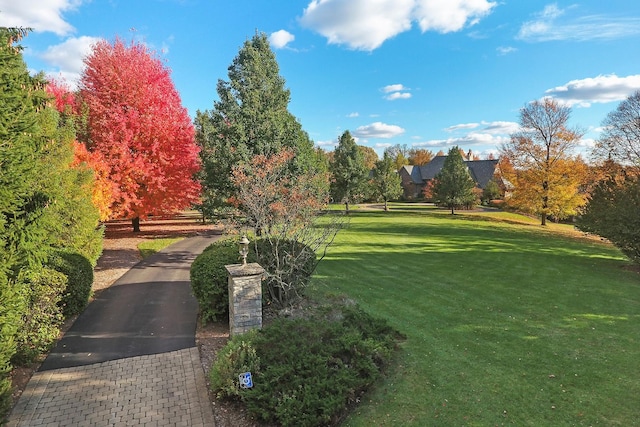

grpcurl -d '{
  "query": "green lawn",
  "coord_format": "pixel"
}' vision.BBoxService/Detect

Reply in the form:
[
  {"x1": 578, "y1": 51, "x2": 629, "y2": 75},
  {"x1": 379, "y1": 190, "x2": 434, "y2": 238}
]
[
  {"x1": 311, "y1": 204, "x2": 639, "y2": 426},
  {"x1": 137, "y1": 237, "x2": 184, "y2": 258}
]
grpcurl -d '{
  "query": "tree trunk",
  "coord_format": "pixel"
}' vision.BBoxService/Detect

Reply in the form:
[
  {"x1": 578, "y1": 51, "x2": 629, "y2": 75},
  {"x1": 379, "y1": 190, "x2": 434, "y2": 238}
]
[
  {"x1": 132, "y1": 216, "x2": 141, "y2": 233},
  {"x1": 451, "y1": 206, "x2": 455, "y2": 215},
  {"x1": 345, "y1": 201, "x2": 350, "y2": 215},
  {"x1": 541, "y1": 180, "x2": 548, "y2": 226},
  {"x1": 384, "y1": 199, "x2": 389, "y2": 211}
]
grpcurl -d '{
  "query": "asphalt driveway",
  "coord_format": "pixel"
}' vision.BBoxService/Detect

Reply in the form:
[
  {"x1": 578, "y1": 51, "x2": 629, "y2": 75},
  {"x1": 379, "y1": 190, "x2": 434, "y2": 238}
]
[{"x1": 40, "y1": 233, "x2": 218, "y2": 370}]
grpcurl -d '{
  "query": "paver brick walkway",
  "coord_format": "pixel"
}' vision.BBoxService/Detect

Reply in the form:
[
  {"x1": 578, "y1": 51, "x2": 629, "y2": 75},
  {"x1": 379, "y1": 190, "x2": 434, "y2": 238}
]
[{"x1": 8, "y1": 348, "x2": 213, "y2": 427}]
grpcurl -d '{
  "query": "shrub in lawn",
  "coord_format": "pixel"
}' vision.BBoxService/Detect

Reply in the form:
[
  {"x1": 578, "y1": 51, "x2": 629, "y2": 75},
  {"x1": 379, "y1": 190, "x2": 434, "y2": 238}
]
[
  {"x1": 254, "y1": 238, "x2": 316, "y2": 307},
  {"x1": 209, "y1": 303, "x2": 400, "y2": 427},
  {"x1": 190, "y1": 238, "x2": 257, "y2": 324},
  {"x1": 12, "y1": 268, "x2": 66, "y2": 365},
  {"x1": 48, "y1": 250, "x2": 94, "y2": 318}
]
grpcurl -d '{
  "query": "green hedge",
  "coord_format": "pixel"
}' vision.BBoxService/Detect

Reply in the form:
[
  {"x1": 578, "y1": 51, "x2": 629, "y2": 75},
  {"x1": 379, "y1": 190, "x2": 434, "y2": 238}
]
[
  {"x1": 209, "y1": 330, "x2": 260, "y2": 398},
  {"x1": 12, "y1": 268, "x2": 66, "y2": 365},
  {"x1": 209, "y1": 304, "x2": 401, "y2": 427},
  {"x1": 48, "y1": 250, "x2": 94, "y2": 318},
  {"x1": 0, "y1": 273, "x2": 25, "y2": 420},
  {"x1": 190, "y1": 239, "x2": 256, "y2": 324}
]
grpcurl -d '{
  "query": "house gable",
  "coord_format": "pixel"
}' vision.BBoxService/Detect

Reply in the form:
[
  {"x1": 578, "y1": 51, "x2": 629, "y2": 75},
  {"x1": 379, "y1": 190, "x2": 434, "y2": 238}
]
[{"x1": 398, "y1": 156, "x2": 502, "y2": 198}]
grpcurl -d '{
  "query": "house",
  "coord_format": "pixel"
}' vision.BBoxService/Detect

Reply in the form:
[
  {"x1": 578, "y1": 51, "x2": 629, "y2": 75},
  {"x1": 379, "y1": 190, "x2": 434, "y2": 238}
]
[{"x1": 399, "y1": 155, "x2": 506, "y2": 199}]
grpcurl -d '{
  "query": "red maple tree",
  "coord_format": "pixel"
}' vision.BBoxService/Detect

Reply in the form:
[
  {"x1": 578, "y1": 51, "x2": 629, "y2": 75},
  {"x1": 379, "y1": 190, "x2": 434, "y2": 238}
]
[{"x1": 79, "y1": 38, "x2": 200, "y2": 231}]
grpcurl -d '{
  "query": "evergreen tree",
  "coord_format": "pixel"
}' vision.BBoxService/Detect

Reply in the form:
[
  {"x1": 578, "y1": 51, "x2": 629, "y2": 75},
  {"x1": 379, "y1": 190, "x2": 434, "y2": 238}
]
[
  {"x1": 38, "y1": 99, "x2": 103, "y2": 265},
  {"x1": 196, "y1": 32, "x2": 315, "y2": 218},
  {"x1": 373, "y1": 151, "x2": 403, "y2": 211},
  {"x1": 0, "y1": 27, "x2": 51, "y2": 419},
  {"x1": 330, "y1": 131, "x2": 368, "y2": 213},
  {"x1": 1, "y1": 30, "x2": 105, "y2": 417},
  {"x1": 577, "y1": 175, "x2": 640, "y2": 265},
  {"x1": 432, "y1": 146, "x2": 476, "y2": 214}
]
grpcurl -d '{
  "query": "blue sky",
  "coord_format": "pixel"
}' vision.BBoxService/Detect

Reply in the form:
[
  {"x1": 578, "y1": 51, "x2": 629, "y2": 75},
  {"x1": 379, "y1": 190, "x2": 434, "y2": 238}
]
[{"x1": 2, "y1": 1, "x2": 640, "y2": 159}]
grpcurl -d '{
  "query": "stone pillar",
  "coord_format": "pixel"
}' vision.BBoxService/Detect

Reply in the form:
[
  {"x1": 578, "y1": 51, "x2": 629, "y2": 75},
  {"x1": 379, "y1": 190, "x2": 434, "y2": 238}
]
[{"x1": 225, "y1": 263, "x2": 265, "y2": 336}]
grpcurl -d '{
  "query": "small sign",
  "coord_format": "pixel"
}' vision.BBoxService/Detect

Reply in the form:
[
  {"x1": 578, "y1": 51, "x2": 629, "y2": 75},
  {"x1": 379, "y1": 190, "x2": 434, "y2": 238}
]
[{"x1": 239, "y1": 372, "x2": 253, "y2": 389}]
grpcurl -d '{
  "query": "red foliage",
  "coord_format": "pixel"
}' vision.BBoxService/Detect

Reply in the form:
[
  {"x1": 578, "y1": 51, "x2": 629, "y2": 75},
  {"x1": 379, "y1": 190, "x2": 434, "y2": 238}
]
[
  {"x1": 422, "y1": 180, "x2": 435, "y2": 200},
  {"x1": 46, "y1": 78, "x2": 77, "y2": 114},
  {"x1": 79, "y1": 38, "x2": 200, "y2": 220},
  {"x1": 232, "y1": 149, "x2": 329, "y2": 233}
]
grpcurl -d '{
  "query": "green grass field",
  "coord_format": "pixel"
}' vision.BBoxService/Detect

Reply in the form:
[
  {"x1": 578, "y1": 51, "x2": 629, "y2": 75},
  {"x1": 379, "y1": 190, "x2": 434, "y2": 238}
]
[
  {"x1": 312, "y1": 204, "x2": 639, "y2": 426},
  {"x1": 137, "y1": 237, "x2": 184, "y2": 258}
]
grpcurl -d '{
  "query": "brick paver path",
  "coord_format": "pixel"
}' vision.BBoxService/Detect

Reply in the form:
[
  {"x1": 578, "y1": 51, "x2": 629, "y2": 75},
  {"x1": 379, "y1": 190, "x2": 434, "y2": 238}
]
[{"x1": 8, "y1": 348, "x2": 213, "y2": 427}]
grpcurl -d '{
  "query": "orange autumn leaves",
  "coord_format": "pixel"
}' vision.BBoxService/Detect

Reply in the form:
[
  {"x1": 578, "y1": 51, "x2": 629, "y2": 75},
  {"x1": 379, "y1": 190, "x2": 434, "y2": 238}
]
[{"x1": 231, "y1": 149, "x2": 329, "y2": 233}]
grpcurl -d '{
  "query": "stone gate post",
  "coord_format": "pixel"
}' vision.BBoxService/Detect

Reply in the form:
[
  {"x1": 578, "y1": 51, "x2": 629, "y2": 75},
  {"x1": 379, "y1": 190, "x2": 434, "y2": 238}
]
[{"x1": 225, "y1": 263, "x2": 264, "y2": 336}]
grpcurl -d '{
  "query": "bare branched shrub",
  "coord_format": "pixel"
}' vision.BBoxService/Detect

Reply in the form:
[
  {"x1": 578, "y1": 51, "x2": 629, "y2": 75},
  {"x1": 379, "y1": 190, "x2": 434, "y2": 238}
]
[{"x1": 232, "y1": 149, "x2": 345, "y2": 307}]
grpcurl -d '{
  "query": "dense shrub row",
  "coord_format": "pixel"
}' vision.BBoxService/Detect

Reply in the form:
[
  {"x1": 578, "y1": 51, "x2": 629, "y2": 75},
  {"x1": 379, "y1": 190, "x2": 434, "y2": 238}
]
[
  {"x1": 11, "y1": 268, "x2": 66, "y2": 365},
  {"x1": 48, "y1": 251, "x2": 95, "y2": 318},
  {"x1": 209, "y1": 303, "x2": 401, "y2": 427},
  {"x1": 1, "y1": 29, "x2": 103, "y2": 420}
]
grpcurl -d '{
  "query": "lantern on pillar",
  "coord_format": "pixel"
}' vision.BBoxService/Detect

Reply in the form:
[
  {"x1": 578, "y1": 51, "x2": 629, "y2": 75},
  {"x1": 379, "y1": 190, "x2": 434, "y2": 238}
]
[{"x1": 239, "y1": 235, "x2": 250, "y2": 266}]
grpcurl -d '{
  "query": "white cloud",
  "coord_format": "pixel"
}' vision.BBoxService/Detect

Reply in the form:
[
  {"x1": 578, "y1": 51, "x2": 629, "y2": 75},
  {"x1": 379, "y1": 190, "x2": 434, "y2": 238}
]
[
  {"x1": 347, "y1": 112, "x2": 359, "y2": 118},
  {"x1": 424, "y1": 120, "x2": 518, "y2": 151},
  {"x1": 544, "y1": 74, "x2": 640, "y2": 107},
  {"x1": 316, "y1": 139, "x2": 338, "y2": 149},
  {"x1": 445, "y1": 122, "x2": 479, "y2": 132},
  {"x1": 383, "y1": 84, "x2": 406, "y2": 93},
  {"x1": 517, "y1": 4, "x2": 640, "y2": 42},
  {"x1": 382, "y1": 83, "x2": 411, "y2": 100},
  {"x1": 479, "y1": 121, "x2": 520, "y2": 135},
  {"x1": 0, "y1": 0, "x2": 83, "y2": 35},
  {"x1": 300, "y1": 0, "x2": 496, "y2": 50},
  {"x1": 269, "y1": 30, "x2": 295, "y2": 49},
  {"x1": 385, "y1": 92, "x2": 412, "y2": 101},
  {"x1": 578, "y1": 137, "x2": 596, "y2": 149},
  {"x1": 413, "y1": 0, "x2": 496, "y2": 33},
  {"x1": 496, "y1": 46, "x2": 517, "y2": 55},
  {"x1": 446, "y1": 121, "x2": 518, "y2": 135},
  {"x1": 39, "y1": 36, "x2": 102, "y2": 88},
  {"x1": 353, "y1": 122, "x2": 405, "y2": 139},
  {"x1": 414, "y1": 133, "x2": 509, "y2": 149}
]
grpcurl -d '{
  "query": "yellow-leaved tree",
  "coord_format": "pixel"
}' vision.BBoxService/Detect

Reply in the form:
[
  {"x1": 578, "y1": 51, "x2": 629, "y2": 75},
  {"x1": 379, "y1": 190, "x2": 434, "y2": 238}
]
[{"x1": 500, "y1": 98, "x2": 587, "y2": 225}]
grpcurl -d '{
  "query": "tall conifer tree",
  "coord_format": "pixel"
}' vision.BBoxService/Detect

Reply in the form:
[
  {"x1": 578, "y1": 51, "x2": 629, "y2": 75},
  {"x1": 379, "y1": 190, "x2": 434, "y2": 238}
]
[
  {"x1": 432, "y1": 146, "x2": 476, "y2": 214},
  {"x1": 0, "y1": 27, "x2": 52, "y2": 418},
  {"x1": 330, "y1": 130, "x2": 368, "y2": 213},
  {"x1": 196, "y1": 33, "x2": 315, "y2": 217}
]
